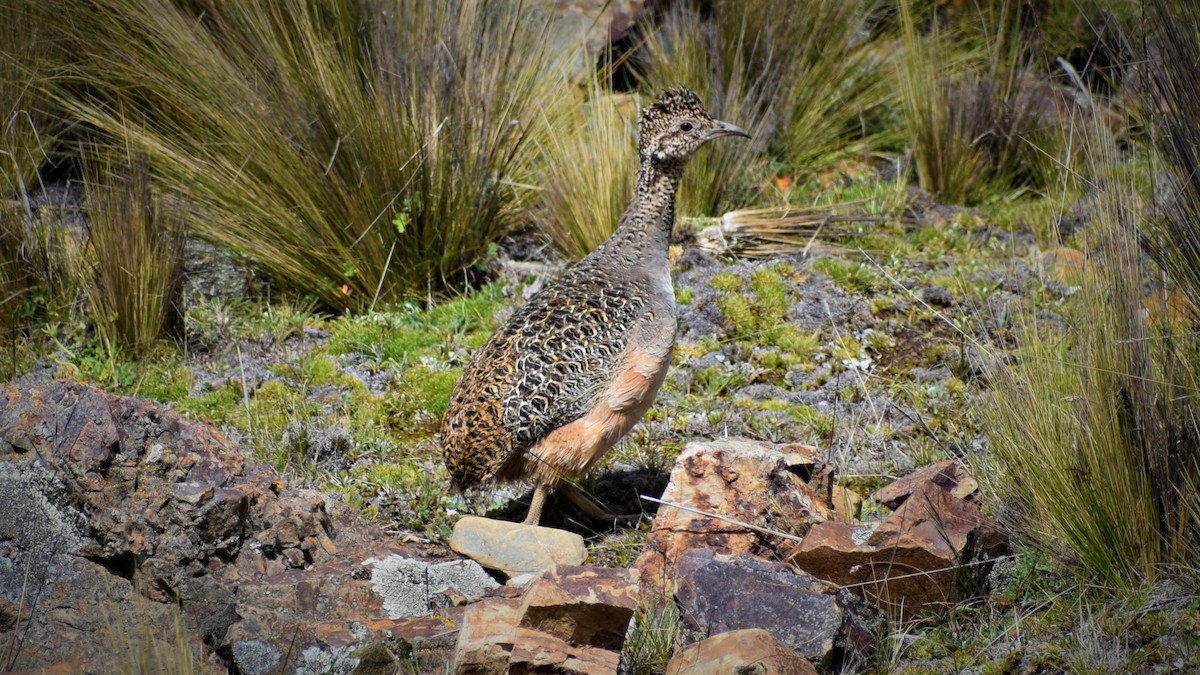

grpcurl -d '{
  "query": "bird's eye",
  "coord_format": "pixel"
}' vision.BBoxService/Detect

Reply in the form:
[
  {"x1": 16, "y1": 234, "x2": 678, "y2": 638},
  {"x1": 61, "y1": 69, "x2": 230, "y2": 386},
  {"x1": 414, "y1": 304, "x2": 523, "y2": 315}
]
[{"x1": 680, "y1": 121, "x2": 694, "y2": 132}]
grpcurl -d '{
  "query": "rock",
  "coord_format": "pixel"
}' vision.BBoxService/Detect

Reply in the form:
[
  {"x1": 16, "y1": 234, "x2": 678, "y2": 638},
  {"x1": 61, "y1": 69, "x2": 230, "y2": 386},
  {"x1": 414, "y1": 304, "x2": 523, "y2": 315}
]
[
  {"x1": 870, "y1": 459, "x2": 978, "y2": 509},
  {"x1": 831, "y1": 485, "x2": 863, "y2": 523},
  {"x1": 510, "y1": 565, "x2": 640, "y2": 674},
  {"x1": 0, "y1": 381, "x2": 473, "y2": 672},
  {"x1": 366, "y1": 554, "x2": 497, "y2": 618},
  {"x1": 453, "y1": 596, "x2": 524, "y2": 674},
  {"x1": 635, "y1": 440, "x2": 832, "y2": 601},
  {"x1": 789, "y1": 481, "x2": 1007, "y2": 618},
  {"x1": 539, "y1": 0, "x2": 646, "y2": 77},
  {"x1": 453, "y1": 565, "x2": 640, "y2": 674},
  {"x1": 674, "y1": 550, "x2": 879, "y2": 667},
  {"x1": 450, "y1": 515, "x2": 587, "y2": 577},
  {"x1": 666, "y1": 629, "x2": 818, "y2": 675}
]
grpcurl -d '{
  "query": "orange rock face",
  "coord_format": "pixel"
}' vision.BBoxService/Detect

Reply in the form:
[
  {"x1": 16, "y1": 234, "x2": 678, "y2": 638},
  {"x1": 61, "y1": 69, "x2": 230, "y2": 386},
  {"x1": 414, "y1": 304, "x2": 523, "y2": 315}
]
[{"x1": 635, "y1": 439, "x2": 831, "y2": 601}]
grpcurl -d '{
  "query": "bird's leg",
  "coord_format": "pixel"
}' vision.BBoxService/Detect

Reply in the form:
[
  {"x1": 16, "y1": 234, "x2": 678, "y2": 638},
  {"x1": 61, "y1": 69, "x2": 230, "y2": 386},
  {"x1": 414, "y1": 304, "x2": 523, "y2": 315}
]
[
  {"x1": 558, "y1": 484, "x2": 643, "y2": 527},
  {"x1": 523, "y1": 482, "x2": 551, "y2": 526}
]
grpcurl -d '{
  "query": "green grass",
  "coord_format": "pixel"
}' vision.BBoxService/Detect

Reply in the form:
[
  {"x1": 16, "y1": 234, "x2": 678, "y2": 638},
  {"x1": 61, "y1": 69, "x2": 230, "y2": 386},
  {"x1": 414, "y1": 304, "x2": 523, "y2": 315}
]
[
  {"x1": 985, "y1": 128, "x2": 1200, "y2": 588},
  {"x1": 638, "y1": 0, "x2": 889, "y2": 217}
]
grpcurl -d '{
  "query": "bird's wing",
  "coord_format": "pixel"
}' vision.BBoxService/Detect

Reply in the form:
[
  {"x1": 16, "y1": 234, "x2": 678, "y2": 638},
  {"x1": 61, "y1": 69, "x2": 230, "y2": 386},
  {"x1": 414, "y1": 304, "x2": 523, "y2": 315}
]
[
  {"x1": 441, "y1": 269, "x2": 647, "y2": 487},
  {"x1": 501, "y1": 281, "x2": 642, "y2": 451}
]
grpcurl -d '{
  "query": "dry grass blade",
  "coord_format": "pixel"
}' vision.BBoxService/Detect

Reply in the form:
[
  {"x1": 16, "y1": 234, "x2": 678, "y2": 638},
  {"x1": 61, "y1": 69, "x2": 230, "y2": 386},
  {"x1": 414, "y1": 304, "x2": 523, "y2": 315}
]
[
  {"x1": 696, "y1": 202, "x2": 905, "y2": 258},
  {"x1": 533, "y1": 74, "x2": 639, "y2": 260},
  {"x1": 58, "y1": 0, "x2": 571, "y2": 311},
  {"x1": 1147, "y1": 0, "x2": 1200, "y2": 319}
]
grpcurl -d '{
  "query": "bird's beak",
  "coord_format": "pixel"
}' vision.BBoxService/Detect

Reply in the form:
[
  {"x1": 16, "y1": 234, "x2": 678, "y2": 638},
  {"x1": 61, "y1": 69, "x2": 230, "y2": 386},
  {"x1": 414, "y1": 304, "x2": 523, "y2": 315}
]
[{"x1": 706, "y1": 120, "x2": 751, "y2": 140}]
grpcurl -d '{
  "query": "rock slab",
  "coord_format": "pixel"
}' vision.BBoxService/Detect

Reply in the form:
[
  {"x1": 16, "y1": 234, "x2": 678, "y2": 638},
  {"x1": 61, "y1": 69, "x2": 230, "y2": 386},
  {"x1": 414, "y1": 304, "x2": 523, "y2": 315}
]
[
  {"x1": 674, "y1": 549, "x2": 879, "y2": 667},
  {"x1": 790, "y1": 461, "x2": 1007, "y2": 618},
  {"x1": 666, "y1": 629, "x2": 818, "y2": 675},
  {"x1": 450, "y1": 515, "x2": 587, "y2": 577},
  {"x1": 453, "y1": 565, "x2": 640, "y2": 674}
]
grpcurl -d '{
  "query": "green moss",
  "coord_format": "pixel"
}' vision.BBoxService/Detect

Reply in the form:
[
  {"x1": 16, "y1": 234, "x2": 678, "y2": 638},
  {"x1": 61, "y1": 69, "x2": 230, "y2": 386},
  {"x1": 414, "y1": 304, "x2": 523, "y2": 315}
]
[
  {"x1": 135, "y1": 363, "x2": 193, "y2": 402},
  {"x1": 775, "y1": 325, "x2": 819, "y2": 359},
  {"x1": 709, "y1": 272, "x2": 743, "y2": 293},
  {"x1": 811, "y1": 257, "x2": 882, "y2": 293},
  {"x1": 716, "y1": 294, "x2": 758, "y2": 338},
  {"x1": 749, "y1": 264, "x2": 791, "y2": 323},
  {"x1": 399, "y1": 366, "x2": 462, "y2": 419},
  {"x1": 675, "y1": 287, "x2": 694, "y2": 305},
  {"x1": 786, "y1": 404, "x2": 833, "y2": 437},
  {"x1": 693, "y1": 366, "x2": 748, "y2": 397}
]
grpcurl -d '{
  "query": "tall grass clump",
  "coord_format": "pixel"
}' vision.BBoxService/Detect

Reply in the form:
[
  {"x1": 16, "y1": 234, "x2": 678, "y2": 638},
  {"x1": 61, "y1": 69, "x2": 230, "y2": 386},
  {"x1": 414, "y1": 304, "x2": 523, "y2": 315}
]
[
  {"x1": 1, "y1": 0, "x2": 67, "y2": 354},
  {"x1": 985, "y1": 127, "x2": 1200, "y2": 588},
  {"x1": 1147, "y1": 0, "x2": 1200, "y2": 318},
  {"x1": 59, "y1": 0, "x2": 569, "y2": 311},
  {"x1": 81, "y1": 153, "x2": 184, "y2": 356},
  {"x1": 0, "y1": 0, "x2": 63, "y2": 204},
  {"x1": 637, "y1": 0, "x2": 886, "y2": 217},
  {"x1": 533, "y1": 76, "x2": 639, "y2": 259},
  {"x1": 896, "y1": 0, "x2": 1081, "y2": 205}
]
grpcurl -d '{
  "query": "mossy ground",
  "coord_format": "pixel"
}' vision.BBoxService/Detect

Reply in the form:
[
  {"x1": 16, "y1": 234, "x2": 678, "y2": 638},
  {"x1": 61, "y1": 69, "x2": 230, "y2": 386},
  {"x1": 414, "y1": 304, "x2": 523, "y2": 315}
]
[{"x1": 9, "y1": 170, "x2": 1200, "y2": 672}]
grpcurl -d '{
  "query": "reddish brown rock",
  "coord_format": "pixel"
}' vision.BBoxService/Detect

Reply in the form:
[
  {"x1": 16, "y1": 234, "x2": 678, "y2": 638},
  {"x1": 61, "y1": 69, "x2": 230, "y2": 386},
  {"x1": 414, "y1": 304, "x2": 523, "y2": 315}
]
[
  {"x1": 452, "y1": 565, "x2": 640, "y2": 674},
  {"x1": 674, "y1": 550, "x2": 880, "y2": 667},
  {"x1": 790, "y1": 481, "x2": 1007, "y2": 618},
  {"x1": 454, "y1": 597, "x2": 524, "y2": 674},
  {"x1": 510, "y1": 565, "x2": 639, "y2": 674},
  {"x1": 870, "y1": 460, "x2": 979, "y2": 509},
  {"x1": 831, "y1": 485, "x2": 863, "y2": 523},
  {"x1": 0, "y1": 381, "x2": 488, "y2": 673},
  {"x1": 666, "y1": 629, "x2": 818, "y2": 675},
  {"x1": 635, "y1": 440, "x2": 832, "y2": 602}
]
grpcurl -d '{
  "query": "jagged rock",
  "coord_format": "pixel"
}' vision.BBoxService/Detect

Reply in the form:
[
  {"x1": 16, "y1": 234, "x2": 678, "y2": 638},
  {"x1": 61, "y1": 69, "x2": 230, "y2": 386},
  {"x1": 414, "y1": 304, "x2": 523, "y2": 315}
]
[
  {"x1": 635, "y1": 439, "x2": 831, "y2": 601},
  {"x1": 870, "y1": 459, "x2": 978, "y2": 509},
  {"x1": 454, "y1": 596, "x2": 524, "y2": 674},
  {"x1": 789, "y1": 478, "x2": 1007, "y2": 618},
  {"x1": 449, "y1": 515, "x2": 587, "y2": 577},
  {"x1": 0, "y1": 381, "x2": 476, "y2": 673},
  {"x1": 666, "y1": 629, "x2": 818, "y2": 675},
  {"x1": 452, "y1": 565, "x2": 639, "y2": 674},
  {"x1": 510, "y1": 565, "x2": 639, "y2": 674},
  {"x1": 674, "y1": 550, "x2": 879, "y2": 667}
]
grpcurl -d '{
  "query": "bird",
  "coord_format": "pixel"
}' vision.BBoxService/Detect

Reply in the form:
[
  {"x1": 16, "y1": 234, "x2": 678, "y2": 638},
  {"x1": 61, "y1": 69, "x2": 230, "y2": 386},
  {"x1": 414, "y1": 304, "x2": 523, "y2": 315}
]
[{"x1": 440, "y1": 88, "x2": 750, "y2": 526}]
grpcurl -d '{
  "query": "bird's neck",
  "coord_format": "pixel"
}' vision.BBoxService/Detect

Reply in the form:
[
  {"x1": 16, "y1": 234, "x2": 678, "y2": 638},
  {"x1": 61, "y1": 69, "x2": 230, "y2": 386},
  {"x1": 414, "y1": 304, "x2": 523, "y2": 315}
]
[{"x1": 609, "y1": 156, "x2": 685, "y2": 256}]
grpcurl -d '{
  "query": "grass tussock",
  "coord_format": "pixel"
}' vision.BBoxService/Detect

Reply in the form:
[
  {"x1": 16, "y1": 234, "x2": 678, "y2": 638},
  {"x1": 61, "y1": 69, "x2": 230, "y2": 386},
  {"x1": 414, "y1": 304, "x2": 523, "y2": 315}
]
[
  {"x1": 986, "y1": 123, "x2": 1200, "y2": 588},
  {"x1": 896, "y1": 0, "x2": 1088, "y2": 206},
  {"x1": 533, "y1": 75, "x2": 639, "y2": 259},
  {"x1": 1147, "y1": 0, "x2": 1200, "y2": 318},
  {"x1": 637, "y1": 0, "x2": 886, "y2": 217},
  {"x1": 0, "y1": 0, "x2": 62, "y2": 203},
  {"x1": 82, "y1": 153, "x2": 184, "y2": 357},
  {"x1": 59, "y1": 0, "x2": 569, "y2": 311}
]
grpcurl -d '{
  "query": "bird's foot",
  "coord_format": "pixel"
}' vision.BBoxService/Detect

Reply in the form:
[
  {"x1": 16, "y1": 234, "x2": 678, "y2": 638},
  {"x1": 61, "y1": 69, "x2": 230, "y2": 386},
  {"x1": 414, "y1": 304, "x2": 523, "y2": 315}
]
[{"x1": 558, "y1": 484, "x2": 643, "y2": 527}]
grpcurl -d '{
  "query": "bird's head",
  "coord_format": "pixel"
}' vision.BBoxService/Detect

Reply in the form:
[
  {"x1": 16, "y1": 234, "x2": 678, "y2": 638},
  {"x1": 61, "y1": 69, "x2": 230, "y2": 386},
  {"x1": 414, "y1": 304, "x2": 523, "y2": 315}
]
[{"x1": 638, "y1": 88, "x2": 750, "y2": 165}]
